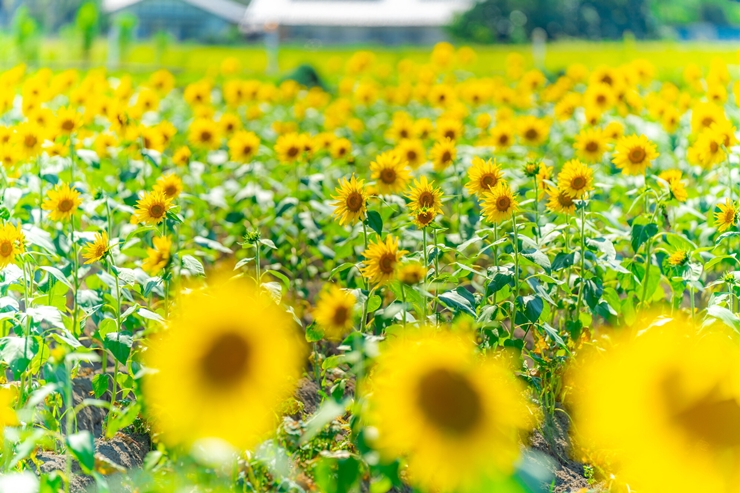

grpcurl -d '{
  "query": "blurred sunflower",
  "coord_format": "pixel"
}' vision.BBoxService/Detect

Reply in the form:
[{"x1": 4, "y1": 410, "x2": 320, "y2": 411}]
[
  {"x1": 569, "y1": 319, "x2": 740, "y2": 493},
  {"x1": 490, "y1": 124, "x2": 514, "y2": 150},
  {"x1": 557, "y1": 159, "x2": 594, "y2": 199},
  {"x1": 370, "y1": 151, "x2": 411, "y2": 195},
  {"x1": 14, "y1": 121, "x2": 44, "y2": 159},
  {"x1": 667, "y1": 249, "x2": 688, "y2": 266},
  {"x1": 481, "y1": 183, "x2": 518, "y2": 223},
  {"x1": 332, "y1": 175, "x2": 368, "y2": 226},
  {"x1": 228, "y1": 131, "x2": 260, "y2": 163},
  {"x1": 517, "y1": 116, "x2": 549, "y2": 146},
  {"x1": 142, "y1": 235, "x2": 172, "y2": 275},
  {"x1": 612, "y1": 134, "x2": 659, "y2": 176},
  {"x1": 658, "y1": 170, "x2": 688, "y2": 203},
  {"x1": 144, "y1": 277, "x2": 304, "y2": 450},
  {"x1": 82, "y1": 232, "x2": 110, "y2": 265},
  {"x1": 0, "y1": 222, "x2": 24, "y2": 269},
  {"x1": 573, "y1": 127, "x2": 607, "y2": 163},
  {"x1": 465, "y1": 157, "x2": 504, "y2": 197},
  {"x1": 407, "y1": 176, "x2": 443, "y2": 213},
  {"x1": 133, "y1": 190, "x2": 173, "y2": 226},
  {"x1": 56, "y1": 106, "x2": 81, "y2": 136},
  {"x1": 361, "y1": 235, "x2": 407, "y2": 285},
  {"x1": 0, "y1": 387, "x2": 18, "y2": 430},
  {"x1": 694, "y1": 129, "x2": 726, "y2": 169},
  {"x1": 172, "y1": 146, "x2": 191, "y2": 167},
  {"x1": 366, "y1": 328, "x2": 533, "y2": 493},
  {"x1": 313, "y1": 285, "x2": 356, "y2": 342},
  {"x1": 42, "y1": 183, "x2": 82, "y2": 221},
  {"x1": 435, "y1": 118, "x2": 463, "y2": 141},
  {"x1": 430, "y1": 138, "x2": 456, "y2": 171},
  {"x1": 395, "y1": 139, "x2": 425, "y2": 169},
  {"x1": 398, "y1": 262, "x2": 426, "y2": 285},
  {"x1": 330, "y1": 138, "x2": 352, "y2": 160},
  {"x1": 275, "y1": 132, "x2": 303, "y2": 163},
  {"x1": 153, "y1": 174, "x2": 183, "y2": 200},
  {"x1": 188, "y1": 118, "x2": 221, "y2": 150}
]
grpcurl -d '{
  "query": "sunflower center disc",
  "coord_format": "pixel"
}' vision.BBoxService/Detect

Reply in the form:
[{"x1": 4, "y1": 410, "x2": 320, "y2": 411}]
[
  {"x1": 58, "y1": 199, "x2": 74, "y2": 212},
  {"x1": 572, "y1": 176, "x2": 586, "y2": 190},
  {"x1": 497, "y1": 196, "x2": 511, "y2": 212},
  {"x1": 585, "y1": 141, "x2": 599, "y2": 153},
  {"x1": 481, "y1": 174, "x2": 496, "y2": 189},
  {"x1": 418, "y1": 192, "x2": 434, "y2": 209},
  {"x1": 346, "y1": 192, "x2": 363, "y2": 212},
  {"x1": 441, "y1": 151, "x2": 452, "y2": 164},
  {"x1": 0, "y1": 241, "x2": 12, "y2": 256},
  {"x1": 525, "y1": 128, "x2": 538, "y2": 140},
  {"x1": 150, "y1": 204, "x2": 165, "y2": 218},
  {"x1": 332, "y1": 306, "x2": 349, "y2": 327},
  {"x1": 417, "y1": 368, "x2": 482, "y2": 435},
  {"x1": 201, "y1": 332, "x2": 251, "y2": 387},
  {"x1": 629, "y1": 147, "x2": 646, "y2": 163},
  {"x1": 380, "y1": 168, "x2": 397, "y2": 184},
  {"x1": 379, "y1": 254, "x2": 395, "y2": 274}
]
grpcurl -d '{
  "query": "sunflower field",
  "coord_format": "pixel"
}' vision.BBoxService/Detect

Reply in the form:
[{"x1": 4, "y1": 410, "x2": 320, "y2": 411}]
[{"x1": 0, "y1": 41, "x2": 739, "y2": 493}]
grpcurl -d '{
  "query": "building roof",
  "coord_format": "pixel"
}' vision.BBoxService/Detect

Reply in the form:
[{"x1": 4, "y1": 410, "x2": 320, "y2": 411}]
[
  {"x1": 241, "y1": 0, "x2": 473, "y2": 29},
  {"x1": 103, "y1": 0, "x2": 247, "y2": 24}
]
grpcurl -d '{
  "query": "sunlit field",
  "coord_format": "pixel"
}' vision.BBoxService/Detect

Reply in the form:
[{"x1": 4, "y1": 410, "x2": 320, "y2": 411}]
[{"x1": 0, "y1": 40, "x2": 740, "y2": 493}]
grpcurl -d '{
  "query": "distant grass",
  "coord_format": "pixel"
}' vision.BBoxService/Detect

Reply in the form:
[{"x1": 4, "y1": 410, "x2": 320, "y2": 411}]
[{"x1": 3, "y1": 37, "x2": 740, "y2": 82}]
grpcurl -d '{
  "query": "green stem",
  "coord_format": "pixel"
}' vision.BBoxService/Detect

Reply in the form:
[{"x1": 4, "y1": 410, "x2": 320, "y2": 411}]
[
  {"x1": 640, "y1": 238, "x2": 653, "y2": 311},
  {"x1": 511, "y1": 213, "x2": 520, "y2": 334},
  {"x1": 255, "y1": 242, "x2": 261, "y2": 282},
  {"x1": 106, "y1": 258, "x2": 123, "y2": 438},
  {"x1": 401, "y1": 284, "x2": 407, "y2": 328},
  {"x1": 433, "y1": 228, "x2": 440, "y2": 326},
  {"x1": 574, "y1": 202, "x2": 587, "y2": 321},
  {"x1": 70, "y1": 215, "x2": 79, "y2": 336},
  {"x1": 492, "y1": 224, "x2": 498, "y2": 306},
  {"x1": 20, "y1": 259, "x2": 31, "y2": 403},
  {"x1": 64, "y1": 357, "x2": 74, "y2": 493},
  {"x1": 360, "y1": 221, "x2": 370, "y2": 332},
  {"x1": 533, "y1": 175, "x2": 540, "y2": 240},
  {"x1": 422, "y1": 227, "x2": 428, "y2": 324}
]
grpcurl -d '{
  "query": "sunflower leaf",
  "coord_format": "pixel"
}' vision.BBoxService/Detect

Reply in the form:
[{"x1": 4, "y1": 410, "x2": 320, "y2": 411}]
[
  {"x1": 181, "y1": 255, "x2": 205, "y2": 277},
  {"x1": 366, "y1": 211, "x2": 383, "y2": 236},
  {"x1": 66, "y1": 431, "x2": 95, "y2": 474}
]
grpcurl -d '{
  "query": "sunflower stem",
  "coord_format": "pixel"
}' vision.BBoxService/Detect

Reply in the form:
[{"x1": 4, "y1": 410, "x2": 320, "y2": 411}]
[
  {"x1": 492, "y1": 223, "x2": 498, "y2": 306},
  {"x1": 20, "y1": 257, "x2": 32, "y2": 404},
  {"x1": 574, "y1": 201, "x2": 587, "y2": 322},
  {"x1": 63, "y1": 357, "x2": 74, "y2": 493},
  {"x1": 422, "y1": 227, "x2": 428, "y2": 324},
  {"x1": 401, "y1": 284, "x2": 407, "y2": 328},
  {"x1": 533, "y1": 174, "x2": 540, "y2": 241},
  {"x1": 69, "y1": 134, "x2": 75, "y2": 186},
  {"x1": 433, "y1": 228, "x2": 440, "y2": 326},
  {"x1": 70, "y1": 214, "x2": 79, "y2": 337},
  {"x1": 106, "y1": 258, "x2": 123, "y2": 438},
  {"x1": 511, "y1": 213, "x2": 520, "y2": 334},
  {"x1": 360, "y1": 221, "x2": 370, "y2": 332},
  {"x1": 255, "y1": 241, "x2": 261, "y2": 283},
  {"x1": 454, "y1": 160, "x2": 463, "y2": 239}
]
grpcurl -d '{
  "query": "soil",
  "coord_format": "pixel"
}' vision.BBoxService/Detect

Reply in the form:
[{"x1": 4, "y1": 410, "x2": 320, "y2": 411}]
[
  {"x1": 33, "y1": 375, "x2": 151, "y2": 493},
  {"x1": 529, "y1": 409, "x2": 600, "y2": 493}
]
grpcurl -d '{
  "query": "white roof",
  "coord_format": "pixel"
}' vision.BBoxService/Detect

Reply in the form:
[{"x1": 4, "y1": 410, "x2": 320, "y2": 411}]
[
  {"x1": 103, "y1": 0, "x2": 247, "y2": 24},
  {"x1": 241, "y1": 0, "x2": 473, "y2": 28}
]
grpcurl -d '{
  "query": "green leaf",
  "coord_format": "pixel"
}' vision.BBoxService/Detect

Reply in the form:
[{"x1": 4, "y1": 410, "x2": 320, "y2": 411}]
[
  {"x1": 516, "y1": 296, "x2": 543, "y2": 324},
  {"x1": 439, "y1": 289, "x2": 477, "y2": 317},
  {"x1": 104, "y1": 332, "x2": 133, "y2": 365},
  {"x1": 705, "y1": 305, "x2": 740, "y2": 333},
  {"x1": 306, "y1": 324, "x2": 323, "y2": 343},
  {"x1": 366, "y1": 210, "x2": 383, "y2": 236},
  {"x1": 367, "y1": 295, "x2": 382, "y2": 313},
  {"x1": 66, "y1": 431, "x2": 95, "y2": 474},
  {"x1": 631, "y1": 220, "x2": 658, "y2": 252},
  {"x1": 551, "y1": 252, "x2": 576, "y2": 271},
  {"x1": 39, "y1": 266, "x2": 73, "y2": 290},
  {"x1": 91, "y1": 373, "x2": 110, "y2": 399},
  {"x1": 105, "y1": 403, "x2": 141, "y2": 439},
  {"x1": 541, "y1": 323, "x2": 566, "y2": 347},
  {"x1": 583, "y1": 278, "x2": 604, "y2": 310},
  {"x1": 194, "y1": 235, "x2": 233, "y2": 253},
  {"x1": 487, "y1": 270, "x2": 514, "y2": 295},
  {"x1": 521, "y1": 248, "x2": 551, "y2": 272},
  {"x1": 181, "y1": 255, "x2": 205, "y2": 277}
]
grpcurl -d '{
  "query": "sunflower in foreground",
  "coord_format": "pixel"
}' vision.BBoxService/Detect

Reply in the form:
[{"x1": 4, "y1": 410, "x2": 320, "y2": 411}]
[
  {"x1": 42, "y1": 183, "x2": 82, "y2": 222},
  {"x1": 133, "y1": 190, "x2": 173, "y2": 226},
  {"x1": 612, "y1": 134, "x2": 659, "y2": 176},
  {"x1": 332, "y1": 175, "x2": 368, "y2": 226},
  {"x1": 142, "y1": 235, "x2": 172, "y2": 275},
  {"x1": 313, "y1": 284, "x2": 356, "y2": 342},
  {"x1": 557, "y1": 159, "x2": 594, "y2": 199},
  {"x1": 370, "y1": 151, "x2": 411, "y2": 195},
  {"x1": 361, "y1": 235, "x2": 407, "y2": 285},
  {"x1": 82, "y1": 232, "x2": 110, "y2": 265},
  {"x1": 569, "y1": 318, "x2": 740, "y2": 493},
  {"x1": 480, "y1": 183, "x2": 518, "y2": 223},
  {"x1": 144, "y1": 277, "x2": 304, "y2": 451},
  {"x1": 465, "y1": 157, "x2": 504, "y2": 197},
  {"x1": 714, "y1": 198, "x2": 738, "y2": 233},
  {"x1": 366, "y1": 328, "x2": 533, "y2": 493}
]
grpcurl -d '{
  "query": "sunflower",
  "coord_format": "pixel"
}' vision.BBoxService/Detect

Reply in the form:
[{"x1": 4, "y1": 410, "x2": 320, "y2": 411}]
[
  {"x1": 465, "y1": 157, "x2": 505, "y2": 197},
  {"x1": 406, "y1": 176, "x2": 443, "y2": 213},
  {"x1": 429, "y1": 138, "x2": 456, "y2": 171},
  {"x1": 480, "y1": 183, "x2": 518, "y2": 223},
  {"x1": 82, "y1": 232, "x2": 110, "y2": 265},
  {"x1": 537, "y1": 164, "x2": 553, "y2": 190},
  {"x1": 398, "y1": 262, "x2": 427, "y2": 285},
  {"x1": 659, "y1": 170, "x2": 688, "y2": 202},
  {"x1": 387, "y1": 113, "x2": 414, "y2": 142},
  {"x1": 366, "y1": 328, "x2": 533, "y2": 493},
  {"x1": 569, "y1": 318, "x2": 740, "y2": 493},
  {"x1": 517, "y1": 116, "x2": 549, "y2": 146},
  {"x1": 56, "y1": 106, "x2": 81, "y2": 136},
  {"x1": 153, "y1": 174, "x2": 183, "y2": 200},
  {"x1": 694, "y1": 129, "x2": 726, "y2": 169},
  {"x1": 330, "y1": 138, "x2": 352, "y2": 160},
  {"x1": 133, "y1": 190, "x2": 173, "y2": 225},
  {"x1": 604, "y1": 121, "x2": 624, "y2": 141},
  {"x1": 218, "y1": 113, "x2": 241, "y2": 136},
  {"x1": 491, "y1": 123, "x2": 514, "y2": 149},
  {"x1": 361, "y1": 235, "x2": 407, "y2": 285},
  {"x1": 14, "y1": 122, "x2": 44, "y2": 159},
  {"x1": 313, "y1": 285, "x2": 356, "y2": 342},
  {"x1": 332, "y1": 175, "x2": 368, "y2": 226},
  {"x1": 667, "y1": 249, "x2": 688, "y2": 266},
  {"x1": 0, "y1": 223, "x2": 24, "y2": 269},
  {"x1": 143, "y1": 276, "x2": 303, "y2": 450},
  {"x1": 275, "y1": 132, "x2": 303, "y2": 163},
  {"x1": 435, "y1": 118, "x2": 463, "y2": 142},
  {"x1": 394, "y1": 139, "x2": 425, "y2": 169},
  {"x1": 546, "y1": 185, "x2": 576, "y2": 214},
  {"x1": 690, "y1": 102, "x2": 725, "y2": 135},
  {"x1": 42, "y1": 183, "x2": 82, "y2": 222},
  {"x1": 412, "y1": 207, "x2": 441, "y2": 229},
  {"x1": 612, "y1": 134, "x2": 659, "y2": 176},
  {"x1": 557, "y1": 159, "x2": 594, "y2": 199},
  {"x1": 226, "y1": 131, "x2": 259, "y2": 163},
  {"x1": 142, "y1": 235, "x2": 172, "y2": 275},
  {"x1": 714, "y1": 198, "x2": 738, "y2": 233},
  {"x1": 187, "y1": 118, "x2": 220, "y2": 150},
  {"x1": 584, "y1": 83, "x2": 616, "y2": 112},
  {"x1": 573, "y1": 127, "x2": 608, "y2": 163},
  {"x1": 370, "y1": 151, "x2": 411, "y2": 195},
  {"x1": 172, "y1": 146, "x2": 191, "y2": 167},
  {"x1": 0, "y1": 387, "x2": 17, "y2": 429}
]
